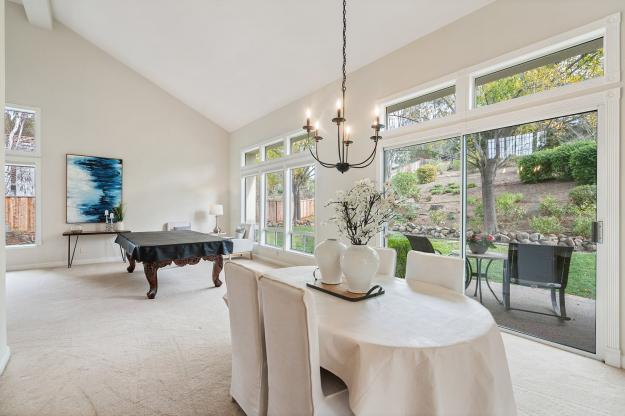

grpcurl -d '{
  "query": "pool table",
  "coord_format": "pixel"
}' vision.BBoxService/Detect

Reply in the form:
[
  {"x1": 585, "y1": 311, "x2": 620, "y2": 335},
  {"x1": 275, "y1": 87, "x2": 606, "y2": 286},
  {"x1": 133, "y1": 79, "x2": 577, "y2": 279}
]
[{"x1": 115, "y1": 231, "x2": 233, "y2": 299}]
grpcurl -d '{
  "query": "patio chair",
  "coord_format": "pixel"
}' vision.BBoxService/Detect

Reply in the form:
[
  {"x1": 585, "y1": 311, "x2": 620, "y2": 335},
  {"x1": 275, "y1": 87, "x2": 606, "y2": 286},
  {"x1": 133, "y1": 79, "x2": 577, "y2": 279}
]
[
  {"x1": 402, "y1": 234, "x2": 441, "y2": 254},
  {"x1": 505, "y1": 243, "x2": 574, "y2": 321}
]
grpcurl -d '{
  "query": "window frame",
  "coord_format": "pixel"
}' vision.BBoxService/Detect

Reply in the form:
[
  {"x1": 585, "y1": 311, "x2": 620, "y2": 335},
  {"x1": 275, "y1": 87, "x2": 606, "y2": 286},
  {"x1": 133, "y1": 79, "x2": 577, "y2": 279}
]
[
  {"x1": 5, "y1": 104, "x2": 41, "y2": 158},
  {"x1": 5, "y1": 155, "x2": 42, "y2": 248},
  {"x1": 287, "y1": 163, "x2": 316, "y2": 255},
  {"x1": 377, "y1": 13, "x2": 620, "y2": 141}
]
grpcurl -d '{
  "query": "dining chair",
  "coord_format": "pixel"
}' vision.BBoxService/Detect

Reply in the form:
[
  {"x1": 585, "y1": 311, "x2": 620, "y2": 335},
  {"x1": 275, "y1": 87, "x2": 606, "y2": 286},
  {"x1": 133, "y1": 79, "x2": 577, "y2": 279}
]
[
  {"x1": 224, "y1": 262, "x2": 267, "y2": 416},
  {"x1": 259, "y1": 275, "x2": 353, "y2": 416},
  {"x1": 405, "y1": 250, "x2": 464, "y2": 294},
  {"x1": 375, "y1": 247, "x2": 397, "y2": 277}
]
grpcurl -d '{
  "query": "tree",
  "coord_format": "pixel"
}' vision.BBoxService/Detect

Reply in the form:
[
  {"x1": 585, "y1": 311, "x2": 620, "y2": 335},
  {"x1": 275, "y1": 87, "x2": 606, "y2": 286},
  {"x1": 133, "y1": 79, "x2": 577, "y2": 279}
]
[
  {"x1": 5, "y1": 109, "x2": 36, "y2": 152},
  {"x1": 291, "y1": 166, "x2": 314, "y2": 223}
]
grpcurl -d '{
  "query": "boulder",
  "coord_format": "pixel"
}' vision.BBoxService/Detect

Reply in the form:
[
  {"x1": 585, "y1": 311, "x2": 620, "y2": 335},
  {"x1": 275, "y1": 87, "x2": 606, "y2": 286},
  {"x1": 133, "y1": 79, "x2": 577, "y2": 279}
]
[
  {"x1": 517, "y1": 232, "x2": 529, "y2": 241},
  {"x1": 529, "y1": 233, "x2": 542, "y2": 242},
  {"x1": 499, "y1": 235, "x2": 511, "y2": 244}
]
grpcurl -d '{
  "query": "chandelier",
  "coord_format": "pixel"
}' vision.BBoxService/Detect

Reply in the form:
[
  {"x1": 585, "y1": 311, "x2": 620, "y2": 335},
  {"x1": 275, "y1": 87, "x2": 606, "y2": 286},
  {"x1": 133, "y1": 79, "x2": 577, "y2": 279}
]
[{"x1": 302, "y1": 0, "x2": 383, "y2": 174}]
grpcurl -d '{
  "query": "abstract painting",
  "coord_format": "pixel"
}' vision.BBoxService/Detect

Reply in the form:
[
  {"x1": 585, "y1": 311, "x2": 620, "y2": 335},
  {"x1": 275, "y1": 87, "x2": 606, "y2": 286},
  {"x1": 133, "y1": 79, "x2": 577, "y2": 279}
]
[{"x1": 66, "y1": 154, "x2": 123, "y2": 223}]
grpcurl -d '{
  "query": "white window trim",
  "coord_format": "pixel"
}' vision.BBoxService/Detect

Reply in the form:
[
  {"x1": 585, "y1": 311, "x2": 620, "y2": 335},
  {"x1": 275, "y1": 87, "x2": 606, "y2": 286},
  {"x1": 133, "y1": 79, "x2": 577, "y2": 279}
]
[
  {"x1": 377, "y1": 13, "x2": 620, "y2": 140},
  {"x1": 5, "y1": 103, "x2": 41, "y2": 158},
  {"x1": 5, "y1": 155, "x2": 42, "y2": 247}
]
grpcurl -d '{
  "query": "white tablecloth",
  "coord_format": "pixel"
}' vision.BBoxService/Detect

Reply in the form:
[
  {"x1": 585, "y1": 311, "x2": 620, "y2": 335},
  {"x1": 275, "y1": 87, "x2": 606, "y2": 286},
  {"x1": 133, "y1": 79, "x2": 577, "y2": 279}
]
[{"x1": 264, "y1": 266, "x2": 517, "y2": 416}]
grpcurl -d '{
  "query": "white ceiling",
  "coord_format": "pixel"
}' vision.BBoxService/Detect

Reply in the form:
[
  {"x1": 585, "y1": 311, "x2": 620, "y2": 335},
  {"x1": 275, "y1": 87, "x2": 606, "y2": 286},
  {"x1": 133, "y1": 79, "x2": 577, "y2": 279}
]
[{"x1": 18, "y1": 0, "x2": 494, "y2": 131}]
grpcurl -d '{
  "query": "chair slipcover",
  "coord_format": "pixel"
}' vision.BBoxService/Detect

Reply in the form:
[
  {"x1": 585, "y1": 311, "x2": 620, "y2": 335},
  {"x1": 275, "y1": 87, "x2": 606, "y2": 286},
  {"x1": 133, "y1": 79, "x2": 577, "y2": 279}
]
[
  {"x1": 375, "y1": 247, "x2": 397, "y2": 277},
  {"x1": 405, "y1": 250, "x2": 464, "y2": 294},
  {"x1": 224, "y1": 262, "x2": 267, "y2": 416},
  {"x1": 259, "y1": 275, "x2": 352, "y2": 416}
]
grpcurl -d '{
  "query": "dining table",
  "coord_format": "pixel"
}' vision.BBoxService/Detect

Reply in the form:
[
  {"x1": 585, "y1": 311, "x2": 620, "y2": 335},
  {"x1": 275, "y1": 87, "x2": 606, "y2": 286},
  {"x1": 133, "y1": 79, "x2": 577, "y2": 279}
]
[{"x1": 262, "y1": 266, "x2": 517, "y2": 416}]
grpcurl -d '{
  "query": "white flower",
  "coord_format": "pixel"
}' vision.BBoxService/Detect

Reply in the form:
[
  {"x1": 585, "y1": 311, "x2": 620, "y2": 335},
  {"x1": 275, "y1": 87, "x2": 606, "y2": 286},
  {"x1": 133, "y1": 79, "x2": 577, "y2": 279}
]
[{"x1": 326, "y1": 179, "x2": 399, "y2": 245}]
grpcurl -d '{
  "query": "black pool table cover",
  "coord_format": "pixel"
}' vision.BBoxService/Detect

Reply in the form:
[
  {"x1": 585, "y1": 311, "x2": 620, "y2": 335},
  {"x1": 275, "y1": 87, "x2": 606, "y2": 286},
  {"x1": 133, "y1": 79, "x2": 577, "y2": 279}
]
[{"x1": 115, "y1": 231, "x2": 233, "y2": 263}]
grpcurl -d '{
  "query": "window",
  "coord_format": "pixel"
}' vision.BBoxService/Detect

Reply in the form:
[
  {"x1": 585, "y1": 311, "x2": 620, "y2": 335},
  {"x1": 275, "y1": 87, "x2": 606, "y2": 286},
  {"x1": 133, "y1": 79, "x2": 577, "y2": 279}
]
[
  {"x1": 4, "y1": 105, "x2": 41, "y2": 246},
  {"x1": 386, "y1": 86, "x2": 455, "y2": 130},
  {"x1": 244, "y1": 175, "x2": 261, "y2": 242},
  {"x1": 264, "y1": 171, "x2": 284, "y2": 248},
  {"x1": 290, "y1": 133, "x2": 310, "y2": 154},
  {"x1": 475, "y1": 38, "x2": 604, "y2": 107},
  {"x1": 244, "y1": 148, "x2": 261, "y2": 166},
  {"x1": 265, "y1": 141, "x2": 284, "y2": 160},
  {"x1": 290, "y1": 165, "x2": 315, "y2": 253}
]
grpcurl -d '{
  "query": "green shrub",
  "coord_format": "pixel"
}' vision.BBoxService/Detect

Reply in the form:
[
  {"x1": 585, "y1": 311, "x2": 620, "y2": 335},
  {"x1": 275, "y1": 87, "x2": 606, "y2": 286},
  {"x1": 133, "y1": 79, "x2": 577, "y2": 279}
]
[
  {"x1": 573, "y1": 215, "x2": 593, "y2": 238},
  {"x1": 550, "y1": 141, "x2": 593, "y2": 179},
  {"x1": 570, "y1": 142, "x2": 597, "y2": 184},
  {"x1": 467, "y1": 182, "x2": 477, "y2": 189},
  {"x1": 569, "y1": 185, "x2": 597, "y2": 207},
  {"x1": 429, "y1": 210, "x2": 447, "y2": 226},
  {"x1": 449, "y1": 159, "x2": 461, "y2": 171},
  {"x1": 518, "y1": 149, "x2": 556, "y2": 183},
  {"x1": 416, "y1": 164, "x2": 438, "y2": 184},
  {"x1": 391, "y1": 172, "x2": 420, "y2": 200},
  {"x1": 387, "y1": 233, "x2": 410, "y2": 278},
  {"x1": 529, "y1": 216, "x2": 563, "y2": 234},
  {"x1": 430, "y1": 184, "x2": 444, "y2": 195},
  {"x1": 496, "y1": 192, "x2": 525, "y2": 227},
  {"x1": 539, "y1": 195, "x2": 564, "y2": 218}
]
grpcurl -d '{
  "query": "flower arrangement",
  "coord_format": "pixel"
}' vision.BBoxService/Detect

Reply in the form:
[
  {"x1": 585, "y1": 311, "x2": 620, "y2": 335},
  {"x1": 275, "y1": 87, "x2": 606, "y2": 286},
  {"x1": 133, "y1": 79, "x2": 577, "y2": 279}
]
[{"x1": 326, "y1": 179, "x2": 399, "y2": 245}]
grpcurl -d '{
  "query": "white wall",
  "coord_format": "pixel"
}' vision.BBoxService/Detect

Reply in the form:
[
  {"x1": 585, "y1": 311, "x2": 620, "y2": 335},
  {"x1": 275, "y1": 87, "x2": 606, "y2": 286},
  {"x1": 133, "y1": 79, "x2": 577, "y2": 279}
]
[
  {"x1": 229, "y1": 0, "x2": 625, "y2": 357},
  {"x1": 5, "y1": 2, "x2": 230, "y2": 270},
  {"x1": 1, "y1": 0, "x2": 10, "y2": 375}
]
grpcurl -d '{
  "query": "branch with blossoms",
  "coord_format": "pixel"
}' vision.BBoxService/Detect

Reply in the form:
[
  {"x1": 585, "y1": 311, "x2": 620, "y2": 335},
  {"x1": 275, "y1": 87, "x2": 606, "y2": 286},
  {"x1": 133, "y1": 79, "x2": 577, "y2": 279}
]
[{"x1": 326, "y1": 179, "x2": 400, "y2": 245}]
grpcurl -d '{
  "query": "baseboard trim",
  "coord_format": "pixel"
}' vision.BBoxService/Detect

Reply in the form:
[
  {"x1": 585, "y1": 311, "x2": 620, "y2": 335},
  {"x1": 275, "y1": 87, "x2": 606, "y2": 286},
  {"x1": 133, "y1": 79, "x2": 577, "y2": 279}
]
[
  {"x1": 603, "y1": 347, "x2": 622, "y2": 368},
  {"x1": 7, "y1": 256, "x2": 122, "y2": 272},
  {"x1": 0, "y1": 346, "x2": 10, "y2": 375}
]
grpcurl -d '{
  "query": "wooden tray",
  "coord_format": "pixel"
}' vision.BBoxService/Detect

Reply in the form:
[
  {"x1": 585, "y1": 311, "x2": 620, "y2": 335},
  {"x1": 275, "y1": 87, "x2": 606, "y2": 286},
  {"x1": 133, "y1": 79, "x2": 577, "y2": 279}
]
[{"x1": 306, "y1": 279, "x2": 384, "y2": 302}]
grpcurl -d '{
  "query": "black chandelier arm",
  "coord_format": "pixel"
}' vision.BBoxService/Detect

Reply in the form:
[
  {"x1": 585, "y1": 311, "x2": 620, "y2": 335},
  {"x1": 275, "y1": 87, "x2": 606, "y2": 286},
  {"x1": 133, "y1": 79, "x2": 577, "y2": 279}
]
[
  {"x1": 307, "y1": 142, "x2": 338, "y2": 168},
  {"x1": 349, "y1": 140, "x2": 379, "y2": 168}
]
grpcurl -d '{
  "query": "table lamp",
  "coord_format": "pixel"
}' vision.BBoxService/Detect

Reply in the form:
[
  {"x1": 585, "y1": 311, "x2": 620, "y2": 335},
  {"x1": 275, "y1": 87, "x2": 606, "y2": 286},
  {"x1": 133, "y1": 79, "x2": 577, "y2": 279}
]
[{"x1": 209, "y1": 204, "x2": 224, "y2": 233}]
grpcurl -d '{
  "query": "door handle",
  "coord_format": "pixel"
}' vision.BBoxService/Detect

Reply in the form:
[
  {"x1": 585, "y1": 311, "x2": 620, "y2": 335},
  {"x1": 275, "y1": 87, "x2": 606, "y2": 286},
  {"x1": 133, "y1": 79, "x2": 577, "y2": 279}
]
[{"x1": 591, "y1": 221, "x2": 603, "y2": 244}]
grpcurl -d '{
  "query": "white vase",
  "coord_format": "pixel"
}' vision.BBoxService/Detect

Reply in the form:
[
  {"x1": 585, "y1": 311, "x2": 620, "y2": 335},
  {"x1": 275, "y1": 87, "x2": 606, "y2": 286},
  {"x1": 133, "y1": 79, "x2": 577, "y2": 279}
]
[
  {"x1": 314, "y1": 239, "x2": 347, "y2": 284},
  {"x1": 340, "y1": 245, "x2": 380, "y2": 293},
  {"x1": 115, "y1": 221, "x2": 125, "y2": 231}
]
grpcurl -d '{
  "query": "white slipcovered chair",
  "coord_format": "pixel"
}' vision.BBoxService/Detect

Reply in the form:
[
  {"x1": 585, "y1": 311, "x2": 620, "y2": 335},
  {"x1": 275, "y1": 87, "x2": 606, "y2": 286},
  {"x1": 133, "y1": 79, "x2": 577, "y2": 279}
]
[
  {"x1": 230, "y1": 224, "x2": 256, "y2": 259},
  {"x1": 375, "y1": 247, "x2": 397, "y2": 277},
  {"x1": 405, "y1": 250, "x2": 465, "y2": 294},
  {"x1": 259, "y1": 275, "x2": 353, "y2": 416},
  {"x1": 224, "y1": 262, "x2": 267, "y2": 416}
]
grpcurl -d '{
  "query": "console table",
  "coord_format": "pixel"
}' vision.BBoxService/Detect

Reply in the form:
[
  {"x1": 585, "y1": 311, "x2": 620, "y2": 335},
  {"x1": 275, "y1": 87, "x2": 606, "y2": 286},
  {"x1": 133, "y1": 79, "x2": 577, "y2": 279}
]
[{"x1": 62, "y1": 230, "x2": 131, "y2": 268}]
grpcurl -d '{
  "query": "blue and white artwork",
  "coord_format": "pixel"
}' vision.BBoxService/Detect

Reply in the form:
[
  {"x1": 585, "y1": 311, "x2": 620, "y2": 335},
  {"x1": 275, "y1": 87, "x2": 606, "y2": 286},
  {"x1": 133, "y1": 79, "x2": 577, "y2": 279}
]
[{"x1": 66, "y1": 154, "x2": 123, "y2": 223}]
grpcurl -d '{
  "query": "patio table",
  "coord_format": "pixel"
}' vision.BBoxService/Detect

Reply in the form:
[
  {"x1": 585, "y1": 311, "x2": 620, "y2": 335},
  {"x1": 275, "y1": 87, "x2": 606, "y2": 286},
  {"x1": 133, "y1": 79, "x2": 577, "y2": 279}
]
[{"x1": 453, "y1": 250, "x2": 507, "y2": 304}]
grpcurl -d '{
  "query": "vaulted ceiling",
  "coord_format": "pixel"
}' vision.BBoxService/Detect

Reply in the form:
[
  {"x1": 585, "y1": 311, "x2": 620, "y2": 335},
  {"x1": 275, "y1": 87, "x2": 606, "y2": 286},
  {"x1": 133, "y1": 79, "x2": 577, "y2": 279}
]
[{"x1": 12, "y1": 0, "x2": 494, "y2": 131}]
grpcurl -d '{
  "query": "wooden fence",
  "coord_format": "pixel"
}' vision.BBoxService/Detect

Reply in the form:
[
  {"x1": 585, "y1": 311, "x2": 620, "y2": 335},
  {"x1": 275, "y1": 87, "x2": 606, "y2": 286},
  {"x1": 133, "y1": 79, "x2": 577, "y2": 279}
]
[
  {"x1": 5, "y1": 197, "x2": 35, "y2": 232},
  {"x1": 266, "y1": 198, "x2": 314, "y2": 223}
]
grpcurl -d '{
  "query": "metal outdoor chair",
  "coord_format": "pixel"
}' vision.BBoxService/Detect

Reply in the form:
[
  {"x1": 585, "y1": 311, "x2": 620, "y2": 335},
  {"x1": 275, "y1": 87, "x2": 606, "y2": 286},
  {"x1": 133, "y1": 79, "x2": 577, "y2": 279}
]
[
  {"x1": 403, "y1": 234, "x2": 441, "y2": 254},
  {"x1": 505, "y1": 243, "x2": 574, "y2": 321}
]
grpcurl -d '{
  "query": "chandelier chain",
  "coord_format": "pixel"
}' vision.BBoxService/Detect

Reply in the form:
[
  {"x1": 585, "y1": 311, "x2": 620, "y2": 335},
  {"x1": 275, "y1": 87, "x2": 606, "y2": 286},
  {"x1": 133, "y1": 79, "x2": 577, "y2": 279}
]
[{"x1": 341, "y1": 0, "x2": 347, "y2": 98}]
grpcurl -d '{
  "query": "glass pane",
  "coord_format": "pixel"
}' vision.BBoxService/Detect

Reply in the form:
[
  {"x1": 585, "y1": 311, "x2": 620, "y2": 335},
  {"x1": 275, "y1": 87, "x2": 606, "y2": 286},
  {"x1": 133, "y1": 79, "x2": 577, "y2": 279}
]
[
  {"x1": 265, "y1": 141, "x2": 284, "y2": 160},
  {"x1": 244, "y1": 175, "x2": 261, "y2": 242},
  {"x1": 244, "y1": 148, "x2": 261, "y2": 166},
  {"x1": 5, "y1": 164, "x2": 36, "y2": 246},
  {"x1": 290, "y1": 134, "x2": 310, "y2": 154},
  {"x1": 5, "y1": 108, "x2": 37, "y2": 153},
  {"x1": 264, "y1": 171, "x2": 284, "y2": 248},
  {"x1": 465, "y1": 111, "x2": 597, "y2": 353},
  {"x1": 384, "y1": 137, "x2": 462, "y2": 277},
  {"x1": 290, "y1": 166, "x2": 315, "y2": 253},
  {"x1": 386, "y1": 86, "x2": 455, "y2": 130},
  {"x1": 475, "y1": 38, "x2": 604, "y2": 107}
]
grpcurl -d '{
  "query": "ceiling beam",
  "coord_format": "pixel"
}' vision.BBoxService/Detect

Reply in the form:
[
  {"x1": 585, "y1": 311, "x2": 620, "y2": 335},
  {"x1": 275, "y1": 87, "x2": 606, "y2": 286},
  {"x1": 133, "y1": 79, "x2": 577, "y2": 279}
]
[{"x1": 22, "y1": 0, "x2": 53, "y2": 30}]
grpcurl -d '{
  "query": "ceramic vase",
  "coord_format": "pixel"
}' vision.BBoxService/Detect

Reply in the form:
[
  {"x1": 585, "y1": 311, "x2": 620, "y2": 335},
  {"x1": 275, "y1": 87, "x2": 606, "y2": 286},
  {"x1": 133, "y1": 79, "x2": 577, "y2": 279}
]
[
  {"x1": 340, "y1": 245, "x2": 380, "y2": 293},
  {"x1": 468, "y1": 241, "x2": 488, "y2": 254},
  {"x1": 314, "y1": 239, "x2": 347, "y2": 284}
]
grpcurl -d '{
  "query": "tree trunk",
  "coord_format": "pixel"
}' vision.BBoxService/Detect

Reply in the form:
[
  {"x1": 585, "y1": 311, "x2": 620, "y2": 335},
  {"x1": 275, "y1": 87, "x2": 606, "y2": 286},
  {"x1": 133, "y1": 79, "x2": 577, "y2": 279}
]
[
  {"x1": 480, "y1": 159, "x2": 498, "y2": 234},
  {"x1": 292, "y1": 185, "x2": 301, "y2": 224}
]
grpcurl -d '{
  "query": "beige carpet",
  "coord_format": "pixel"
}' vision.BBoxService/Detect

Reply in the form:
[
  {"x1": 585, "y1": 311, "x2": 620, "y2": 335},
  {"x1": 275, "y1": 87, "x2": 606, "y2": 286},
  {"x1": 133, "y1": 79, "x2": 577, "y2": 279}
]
[{"x1": 1, "y1": 259, "x2": 624, "y2": 416}]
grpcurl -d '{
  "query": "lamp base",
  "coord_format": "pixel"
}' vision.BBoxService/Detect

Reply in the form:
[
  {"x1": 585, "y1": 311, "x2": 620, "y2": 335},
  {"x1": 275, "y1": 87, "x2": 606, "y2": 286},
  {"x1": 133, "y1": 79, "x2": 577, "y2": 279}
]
[{"x1": 212, "y1": 226, "x2": 221, "y2": 234}]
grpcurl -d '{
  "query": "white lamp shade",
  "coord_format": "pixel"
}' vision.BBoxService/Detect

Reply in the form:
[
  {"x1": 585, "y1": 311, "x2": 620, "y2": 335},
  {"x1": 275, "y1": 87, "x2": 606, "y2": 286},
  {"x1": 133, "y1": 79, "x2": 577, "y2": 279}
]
[{"x1": 209, "y1": 204, "x2": 224, "y2": 216}]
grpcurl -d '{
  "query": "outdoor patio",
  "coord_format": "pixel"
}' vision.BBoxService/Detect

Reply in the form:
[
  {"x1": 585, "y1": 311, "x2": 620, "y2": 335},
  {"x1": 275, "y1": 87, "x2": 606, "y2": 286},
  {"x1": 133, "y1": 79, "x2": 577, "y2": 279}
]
[{"x1": 465, "y1": 279, "x2": 596, "y2": 353}]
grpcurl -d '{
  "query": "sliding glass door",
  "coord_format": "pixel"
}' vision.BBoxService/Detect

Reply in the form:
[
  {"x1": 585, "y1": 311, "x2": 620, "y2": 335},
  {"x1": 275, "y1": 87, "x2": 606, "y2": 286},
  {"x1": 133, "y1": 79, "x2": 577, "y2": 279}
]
[{"x1": 385, "y1": 111, "x2": 598, "y2": 353}]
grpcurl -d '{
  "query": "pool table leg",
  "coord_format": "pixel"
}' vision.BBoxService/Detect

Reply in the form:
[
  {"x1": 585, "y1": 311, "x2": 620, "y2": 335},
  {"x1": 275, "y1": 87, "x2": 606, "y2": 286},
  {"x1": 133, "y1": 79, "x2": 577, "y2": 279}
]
[
  {"x1": 126, "y1": 253, "x2": 136, "y2": 273},
  {"x1": 143, "y1": 262, "x2": 159, "y2": 299},
  {"x1": 212, "y1": 255, "x2": 224, "y2": 287}
]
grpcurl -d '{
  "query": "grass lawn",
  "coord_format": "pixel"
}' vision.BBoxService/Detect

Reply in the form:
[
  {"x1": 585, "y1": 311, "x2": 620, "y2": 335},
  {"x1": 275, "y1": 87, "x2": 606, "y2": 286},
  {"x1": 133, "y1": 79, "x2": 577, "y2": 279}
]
[
  {"x1": 265, "y1": 225, "x2": 315, "y2": 254},
  {"x1": 387, "y1": 234, "x2": 596, "y2": 299}
]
